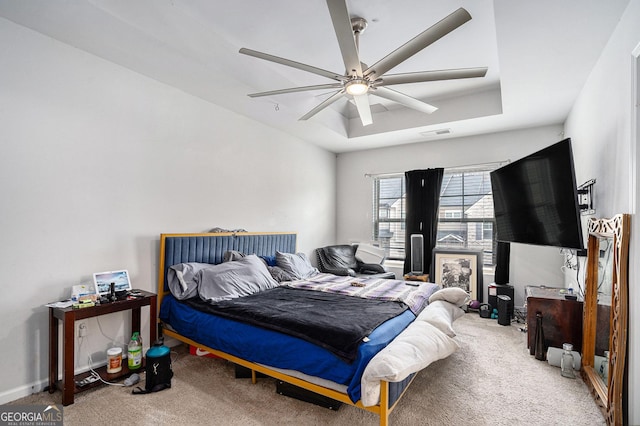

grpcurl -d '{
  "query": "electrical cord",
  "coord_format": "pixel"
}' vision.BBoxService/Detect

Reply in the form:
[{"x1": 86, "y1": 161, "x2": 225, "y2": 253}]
[
  {"x1": 96, "y1": 316, "x2": 125, "y2": 348},
  {"x1": 80, "y1": 334, "x2": 143, "y2": 387},
  {"x1": 560, "y1": 248, "x2": 585, "y2": 299}
]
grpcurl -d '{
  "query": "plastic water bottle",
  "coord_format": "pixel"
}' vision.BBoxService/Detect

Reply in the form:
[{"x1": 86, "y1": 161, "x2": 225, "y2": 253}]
[{"x1": 128, "y1": 332, "x2": 143, "y2": 370}]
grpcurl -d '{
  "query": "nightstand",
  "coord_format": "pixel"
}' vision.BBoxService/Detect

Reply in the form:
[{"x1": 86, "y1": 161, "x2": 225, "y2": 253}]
[
  {"x1": 48, "y1": 290, "x2": 157, "y2": 405},
  {"x1": 525, "y1": 286, "x2": 583, "y2": 356}
]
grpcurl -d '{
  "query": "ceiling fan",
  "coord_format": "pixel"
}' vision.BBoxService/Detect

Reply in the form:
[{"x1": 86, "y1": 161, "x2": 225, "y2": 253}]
[{"x1": 239, "y1": 0, "x2": 488, "y2": 126}]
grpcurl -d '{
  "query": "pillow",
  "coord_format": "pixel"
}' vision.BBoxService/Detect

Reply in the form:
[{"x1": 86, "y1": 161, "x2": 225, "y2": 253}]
[
  {"x1": 259, "y1": 255, "x2": 277, "y2": 267},
  {"x1": 275, "y1": 251, "x2": 318, "y2": 279},
  {"x1": 360, "y1": 321, "x2": 459, "y2": 407},
  {"x1": 428, "y1": 287, "x2": 469, "y2": 306},
  {"x1": 266, "y1": 265, "x2": 296, "y2": 282},
  {"x1": 198, "y1": 255, "x2": 279, "y2": 302},
  {"x1": 167, "y1": 262, "x2": 216, "y2": 300},
  {"x1": 354, "y1": 243, "x2": 385, "y2": 264},
  {"x1": 418, "y1": 300, "x2": 465, "y2": 337},
  {"x1": 223, "y1": 250, "x2": 246, "y2": 262}
]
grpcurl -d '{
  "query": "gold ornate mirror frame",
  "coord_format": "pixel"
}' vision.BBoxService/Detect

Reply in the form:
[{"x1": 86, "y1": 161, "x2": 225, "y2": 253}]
[{"x1": 582, "y1": 214, "x2": 630, "y2": 425}]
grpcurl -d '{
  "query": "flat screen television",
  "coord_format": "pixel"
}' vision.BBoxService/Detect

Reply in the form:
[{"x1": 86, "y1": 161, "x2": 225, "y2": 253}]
[{"x1": 490, "y1": 138, "x2": 584, "y2": 250}]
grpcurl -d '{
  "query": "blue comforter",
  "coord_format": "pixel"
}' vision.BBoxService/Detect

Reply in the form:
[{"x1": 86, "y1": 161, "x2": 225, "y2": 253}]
[{"x1": 160, "y1": 294, "x2": 414, "y2": 402}]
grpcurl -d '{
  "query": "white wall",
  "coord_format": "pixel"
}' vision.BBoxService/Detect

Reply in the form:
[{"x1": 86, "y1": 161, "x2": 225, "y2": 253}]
[
  {"x1": 0, "y1": 18, "x2": 336, "y2": 403},
  {"x1": 564, "y1": 2, "x2": 640, "y2": 423},
  {"x1": 336, "y1": 125, "x2": 568, "y2": 306}
]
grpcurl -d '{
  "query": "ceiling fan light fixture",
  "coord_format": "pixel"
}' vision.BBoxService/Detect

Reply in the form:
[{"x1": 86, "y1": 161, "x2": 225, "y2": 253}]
[
  {"x1": 241, "y1": 4, "x2": 486, "y2": 126},
  {"x1": 345, "y1": 79, "x2": 369, "y2": 96}
]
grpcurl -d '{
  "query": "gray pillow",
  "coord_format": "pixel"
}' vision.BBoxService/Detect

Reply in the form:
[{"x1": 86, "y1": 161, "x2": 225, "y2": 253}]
[
  {"x1": 167, "y1": 262, "x2": 216, "y2": 300},
  {"x1": 223, "y1": 250, "x2": 246, "y2": 262},
  {"x1": 198, "y1": 254, "x2": 279, "y2": 302},
  {"x1": 275, "y1": 251, "x2": 318, "y2": 279},
  {"x1": 267, "y1": 265, "x2": 296, "y2": 282}
]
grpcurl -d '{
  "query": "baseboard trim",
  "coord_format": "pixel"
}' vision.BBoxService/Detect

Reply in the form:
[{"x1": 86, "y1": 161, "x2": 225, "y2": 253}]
[{"x1": 0, "y1": 379, "x2": 48, "y2": 405}]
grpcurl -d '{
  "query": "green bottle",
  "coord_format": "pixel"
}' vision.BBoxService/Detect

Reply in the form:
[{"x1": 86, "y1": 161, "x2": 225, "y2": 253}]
[{"x1": 127, "y1": 332, "x2": 143, "y2": 370}]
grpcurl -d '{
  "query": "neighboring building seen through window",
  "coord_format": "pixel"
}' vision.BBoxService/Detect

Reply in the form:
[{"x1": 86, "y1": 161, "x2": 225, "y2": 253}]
[{"x1": 372, "y1": 167, "x2": 496, "y2": 268}]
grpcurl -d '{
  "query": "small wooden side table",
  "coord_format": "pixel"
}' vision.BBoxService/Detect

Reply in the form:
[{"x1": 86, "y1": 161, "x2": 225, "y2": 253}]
[
  {"x1": 48, "y1": 290, "x2": 157, "y2": 405},
  {"x1": 525, "y1": 286, "x2": 583, "y2": 356}
]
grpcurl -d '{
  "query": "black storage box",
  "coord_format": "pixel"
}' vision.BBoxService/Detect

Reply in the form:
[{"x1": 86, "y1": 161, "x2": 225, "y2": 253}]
[
  {"x1": 234, "y1": 364, "x2": 267, "y2": 379},
  {"x1": 276, "y1": 380, "x2": 342, "y2": 410}
]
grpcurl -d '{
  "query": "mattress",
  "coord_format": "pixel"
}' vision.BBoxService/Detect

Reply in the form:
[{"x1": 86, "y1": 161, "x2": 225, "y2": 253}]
[{"x1": 160, "y1": 294, "x2": 414, "y2": 402}]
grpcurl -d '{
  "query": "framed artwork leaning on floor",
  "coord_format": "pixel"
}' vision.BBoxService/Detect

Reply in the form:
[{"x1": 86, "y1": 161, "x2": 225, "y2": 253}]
[{"x1": 431, "y1": 249, "x2": 483, "y2": 302}]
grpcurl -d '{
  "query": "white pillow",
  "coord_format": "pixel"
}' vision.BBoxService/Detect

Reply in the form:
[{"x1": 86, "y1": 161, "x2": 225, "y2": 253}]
[
  {"x1": 428, "y1": 287, "x2": 469, "y2": 306},
  {"x1": 360, "y1": 321, "x2": 459, "y2": 407},
  {"x1": 275, "y1": 251, "x2": 318, "y2": 279},
  {"x1": 418, "y1": 300, "x2": 465, "y2": 337},
  {"x1": 354, "y1": 243, "x2": 385, "y2": 264}
]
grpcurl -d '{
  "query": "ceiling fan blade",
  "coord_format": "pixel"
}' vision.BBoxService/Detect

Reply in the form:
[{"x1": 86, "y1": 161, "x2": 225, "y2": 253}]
[
  {"x1": 248, "y1": 83, "x2": 344, "y2": 98},
  {"x1": 326, "y1": 0, "x2": 363, "y2": 77},
  {"x1": 377, "y1": 67, "x2": 488, "y2": 86},
  {"x1": 240, "y1": 48, "x2": 345, "y2": 81},
  {"x1": 364, "y1": 8, "x2": 472, "y2": 80},
  {"x1": 352, "y1": 94, "x2": 373, "y2": 126},
  {"x1": 299, "y1": 89, "x2": 346, "y2": 121},
  {"x1": 373, "y1": 87, "x2": 438, "y2": 114}
]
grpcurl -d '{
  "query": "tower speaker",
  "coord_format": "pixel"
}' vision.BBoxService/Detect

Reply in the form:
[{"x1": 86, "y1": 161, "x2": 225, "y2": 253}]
[
  {"x1": 488, "y1": 283, "x2": 514, "y2": 317},
  {"x1": 410, "y1": 234, "x2": 424, "y2": 274},
  {"x1": 497, "y1": 295, "x2": 513, "y2": 326}
]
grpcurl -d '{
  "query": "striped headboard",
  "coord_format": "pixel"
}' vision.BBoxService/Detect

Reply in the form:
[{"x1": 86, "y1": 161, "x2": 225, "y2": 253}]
[{"x1": 157, "y1": 232, "x2": 297, "y2": 298}]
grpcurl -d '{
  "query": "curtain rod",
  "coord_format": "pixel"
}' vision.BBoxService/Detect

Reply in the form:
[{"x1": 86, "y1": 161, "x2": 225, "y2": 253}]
[{"x1": 364, "y1": 160, "x2": 510, "y2": 178}]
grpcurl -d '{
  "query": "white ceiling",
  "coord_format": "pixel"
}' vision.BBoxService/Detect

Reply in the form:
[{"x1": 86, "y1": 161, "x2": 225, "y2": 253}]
[{"x1": 0, "y1": 0, "x2": 631, "y2": 153}]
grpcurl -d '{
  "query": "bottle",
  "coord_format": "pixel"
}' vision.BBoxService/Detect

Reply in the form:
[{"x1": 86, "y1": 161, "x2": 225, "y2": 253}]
[
  {"x1": 534, "y1": 312, "x2": 546, "y2": 361},
  {"x1": 600, "y1": 350, "x2": 610, "y2": 382},
  {"x1": 561, "y1": 343, "x2": 576, "y2": 378},
  {"x1": 128, "y1": 332, "x2": 143, "y2": 370}
]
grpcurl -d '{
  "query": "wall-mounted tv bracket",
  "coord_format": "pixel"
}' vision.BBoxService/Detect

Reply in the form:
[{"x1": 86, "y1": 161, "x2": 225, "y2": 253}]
[{"x1": 577, "y1": 178, "x2": 596, "y2": 215}]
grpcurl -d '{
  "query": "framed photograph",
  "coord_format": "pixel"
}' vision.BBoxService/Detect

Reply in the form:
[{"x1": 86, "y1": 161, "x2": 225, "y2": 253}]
[{"x1": 431, "y1": 249, "x2": 483, "y2": 302}]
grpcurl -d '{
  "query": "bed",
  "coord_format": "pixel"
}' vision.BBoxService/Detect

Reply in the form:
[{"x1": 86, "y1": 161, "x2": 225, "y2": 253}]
[{"x1": 157, "y1": 232, "x2": 466, "y2": 426}]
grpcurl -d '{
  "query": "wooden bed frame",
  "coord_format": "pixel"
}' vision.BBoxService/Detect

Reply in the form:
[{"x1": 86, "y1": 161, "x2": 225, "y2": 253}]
[{"x1": 156, "y1": 232, "x2": 417, "y2": 426}]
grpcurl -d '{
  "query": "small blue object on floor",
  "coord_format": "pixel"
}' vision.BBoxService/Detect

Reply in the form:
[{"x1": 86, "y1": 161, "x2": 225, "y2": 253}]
[{"x1": 124, "y1": 373, "x2": 140, "y2": 387}]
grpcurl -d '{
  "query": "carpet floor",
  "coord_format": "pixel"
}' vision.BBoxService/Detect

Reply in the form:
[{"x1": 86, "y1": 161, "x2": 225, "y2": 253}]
[{"x1": 10, "y1": 313, "x2": 605, "y2": 425}]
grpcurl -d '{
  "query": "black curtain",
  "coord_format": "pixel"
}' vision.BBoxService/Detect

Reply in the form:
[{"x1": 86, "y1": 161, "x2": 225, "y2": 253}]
[
  {"x1": 403, "y1": 168, "x2": 444, "y2": 275},
  {"x1": 494, "y1": 241, "x2": 511, "y2": 284}
]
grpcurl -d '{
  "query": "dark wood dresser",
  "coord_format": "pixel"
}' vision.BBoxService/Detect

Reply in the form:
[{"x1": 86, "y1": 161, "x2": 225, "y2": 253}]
[{"x1": 526, "y1": 286, "x2": 583, "y2": 355}]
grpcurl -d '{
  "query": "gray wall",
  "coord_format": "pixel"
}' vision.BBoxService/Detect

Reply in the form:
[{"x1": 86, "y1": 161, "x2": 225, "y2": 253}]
[
  {"x1": 0, "y1": 17, "x2": 336, "y2": 403},
  {"x1": 564, "y1": 2, "x2": 640, "y2": 423},
  {"x1": 336, "y1": 125, "x2": 569, "y2": 306}
]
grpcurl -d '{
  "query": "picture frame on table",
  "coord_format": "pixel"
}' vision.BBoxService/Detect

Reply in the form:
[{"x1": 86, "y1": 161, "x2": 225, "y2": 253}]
[{"x1": 430, "y1": 249, "x2": 483, "y2": 302}]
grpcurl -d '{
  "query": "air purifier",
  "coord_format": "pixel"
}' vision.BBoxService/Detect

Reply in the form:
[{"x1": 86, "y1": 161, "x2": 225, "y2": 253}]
[{"x1": 410, "y1": 234, "x2": 424, "y2": 274}]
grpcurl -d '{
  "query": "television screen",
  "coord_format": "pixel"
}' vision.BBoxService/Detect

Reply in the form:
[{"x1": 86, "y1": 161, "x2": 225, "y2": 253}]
[{"x1": 490, "y1": 138, "x2": 584, "y2": 249}]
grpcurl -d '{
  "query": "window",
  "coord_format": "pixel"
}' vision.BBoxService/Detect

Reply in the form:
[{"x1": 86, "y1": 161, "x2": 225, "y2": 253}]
[
  {"x1": 372, "y1": 176, "x2": 406, "y2": 260},
  {"x1": 372, "y1": 166, "x2": 496, "y2": 267}
]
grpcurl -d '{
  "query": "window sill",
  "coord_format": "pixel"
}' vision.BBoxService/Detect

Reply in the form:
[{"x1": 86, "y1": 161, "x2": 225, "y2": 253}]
[{"x1": 385, "y1": 260, "x2": 495, "y2": 276}]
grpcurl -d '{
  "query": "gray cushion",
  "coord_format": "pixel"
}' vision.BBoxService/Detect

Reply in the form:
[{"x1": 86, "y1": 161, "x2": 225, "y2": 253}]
[
  {"x1": 198, "y1": 255, "x2": 279, "y2": 302},
  {"x1": 167, "y1": 262, "x2": 215, "y2": 300},
  {"x1": 276, "y1": 251, "x2": 318, "y2": 279}
]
